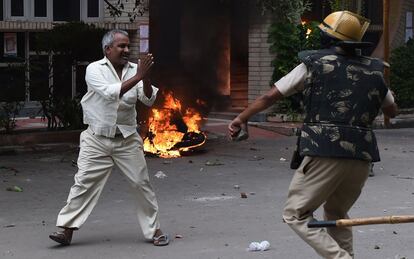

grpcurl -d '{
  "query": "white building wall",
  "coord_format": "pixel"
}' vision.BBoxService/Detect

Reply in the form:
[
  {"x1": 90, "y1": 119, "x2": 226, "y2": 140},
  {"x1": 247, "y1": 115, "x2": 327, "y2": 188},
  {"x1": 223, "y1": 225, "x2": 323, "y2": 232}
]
[{"x1": 103, "y1": 0, "x2": 150, "y2": 58}]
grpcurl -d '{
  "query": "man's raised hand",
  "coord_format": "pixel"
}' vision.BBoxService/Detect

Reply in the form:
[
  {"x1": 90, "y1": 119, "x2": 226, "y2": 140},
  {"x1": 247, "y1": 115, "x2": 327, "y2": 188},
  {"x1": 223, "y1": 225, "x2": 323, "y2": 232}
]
[{"x1": 137, "y1": 53, "x2": 154, "y2": 81}]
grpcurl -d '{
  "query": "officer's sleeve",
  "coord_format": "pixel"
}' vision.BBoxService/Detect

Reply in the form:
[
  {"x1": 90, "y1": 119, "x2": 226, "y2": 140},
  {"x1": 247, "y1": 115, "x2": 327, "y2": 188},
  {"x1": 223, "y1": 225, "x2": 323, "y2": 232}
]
[
  {"x1": 381, "y1": 90, "x2": 395, "y2": 108},
  {"x1": 274, "y1": 63, "x2": 307, "y2": 97}
]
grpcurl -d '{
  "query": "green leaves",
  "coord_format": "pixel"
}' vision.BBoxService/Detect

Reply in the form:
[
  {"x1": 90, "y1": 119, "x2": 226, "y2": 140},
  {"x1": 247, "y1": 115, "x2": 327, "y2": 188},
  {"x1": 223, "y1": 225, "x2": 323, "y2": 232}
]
[
  {"x1": 390, "y1": 39, "x2": 414, "y2": 108},
  {"x1": 256, "y1": 0, "x2": 311, "y2": 23},
  {"x1": 268, "y1": 21, "x2": 320, "y2": 82},
  {"x1": 6, "y1": 186, "x2": 23, "y2": 192},
  {"x1": 267, "y1": 20, "x2": 320, "y2": 113},
  {"x1": 0, "y1": 102, "x2": 24, "y2": 133},
  {"x1": 104, "y1": 0, "x2": 149, "y2": 21},
  {"x1": 32, "y1": 23, "x2": 104, "y2": 130},
  {"x1": 34, "y1": 22, "x2": 106, "y2": 62}
]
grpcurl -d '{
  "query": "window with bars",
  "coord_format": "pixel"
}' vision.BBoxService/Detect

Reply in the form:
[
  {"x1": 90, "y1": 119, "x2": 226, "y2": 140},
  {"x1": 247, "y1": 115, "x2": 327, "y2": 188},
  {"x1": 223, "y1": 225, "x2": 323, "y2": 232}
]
[
  {"x1": 87, "y1": 0, "x2": 99, "y2": 18},
  {"x1": 0, "y1": 0, "x2": 3, "y2": 20},
  {"x1": 3, "y1": 0, "x2": 52, "y2": 21},
  {"x1": 34, "y1": 0, "x2": 47, "y2": 17},
  {"x1": 53, "y1": 0, "x2": 102, "y2": 22},
  {"x1": 11, "y1": 0, "x2": 24, "y2": 17},
  {"x1": 53, "y1": 0, "x2": 80, "y2": 21},
  {"x1": 364, "y1": 0, "x2": 383, "y2": 25},
  {"x1": 81, "y1": 0, "x2": 102, "y2": 21}
]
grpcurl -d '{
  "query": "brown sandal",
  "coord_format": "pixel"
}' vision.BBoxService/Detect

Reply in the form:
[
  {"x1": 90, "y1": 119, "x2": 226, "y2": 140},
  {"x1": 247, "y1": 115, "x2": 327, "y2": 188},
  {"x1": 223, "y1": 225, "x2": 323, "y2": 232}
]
[
  {"x1": 152, "y1": 234, "x2": 169, "y2": 246},
  {"x1": 49, "y1": 228, "x2": 73, "y2": 246}
]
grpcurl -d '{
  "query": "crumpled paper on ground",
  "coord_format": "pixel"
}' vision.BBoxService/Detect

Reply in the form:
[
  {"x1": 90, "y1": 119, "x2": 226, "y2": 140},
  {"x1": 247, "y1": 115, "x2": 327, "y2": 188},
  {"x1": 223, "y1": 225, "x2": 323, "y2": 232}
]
[{"x1": 247, "y1": 240, "x2": 270, "y2": 251}]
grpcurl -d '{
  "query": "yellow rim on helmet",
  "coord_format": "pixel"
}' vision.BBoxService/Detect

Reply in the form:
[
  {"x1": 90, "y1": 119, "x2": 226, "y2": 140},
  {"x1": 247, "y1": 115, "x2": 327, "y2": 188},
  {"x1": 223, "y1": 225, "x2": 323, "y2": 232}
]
[{"x1": 318, "y1": 11, "x2": 370, "y2": 42}]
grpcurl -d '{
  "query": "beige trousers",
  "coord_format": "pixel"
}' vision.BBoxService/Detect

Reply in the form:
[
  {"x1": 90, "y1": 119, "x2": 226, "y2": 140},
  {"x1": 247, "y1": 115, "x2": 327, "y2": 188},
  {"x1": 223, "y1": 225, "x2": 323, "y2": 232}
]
[
  {"x1": 56, "y1": 128, "x2": 160, "y2": 240},
  {"x1": 283, "y1": 156, "x2": 370, "y2": 259}
]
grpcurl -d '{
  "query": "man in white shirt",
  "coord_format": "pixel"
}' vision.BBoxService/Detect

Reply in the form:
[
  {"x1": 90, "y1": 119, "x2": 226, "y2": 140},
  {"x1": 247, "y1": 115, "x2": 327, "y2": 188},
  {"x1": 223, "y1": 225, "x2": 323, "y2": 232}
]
[{"x1": 49, "y1": 29, "x2": 169, "y2": 246}]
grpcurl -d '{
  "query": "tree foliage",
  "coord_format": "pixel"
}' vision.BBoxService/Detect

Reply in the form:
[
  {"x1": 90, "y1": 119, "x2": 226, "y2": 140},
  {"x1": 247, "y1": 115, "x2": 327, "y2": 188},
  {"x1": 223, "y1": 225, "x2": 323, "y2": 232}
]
[
  {"x1": 267, "y1": 21, "x2": 321, "y2": 113},
  {"x1": 269, "y1": 21, "x2": 320, "y2": 81},
  {"x1": 34, "y1": 22, "x2": 106, "y2": 62},
  {"x1": 390, "y1": 39, "x2": 414, "y2": 108},
  {"x1": 33, "y1": 22, "x2": 106, "y2": 130},
  {"x1": 104, "y1": 0, "x2": 149, "y2": 22},
  {"x1": 0, "y1": 64, "x2": 25, "y2": 133},
  {"x1": 326, "y1": 0, "x2": 365, "y2": 14},
  {"x1": 256, "y1": 0, "x2": 311, "y2": 22},
  {"x1": 104, "y1": 0, "x2": 312, "y2": 24},
  {"x1": 0, "y1": 101, "x2": 23, "y2": 133}
]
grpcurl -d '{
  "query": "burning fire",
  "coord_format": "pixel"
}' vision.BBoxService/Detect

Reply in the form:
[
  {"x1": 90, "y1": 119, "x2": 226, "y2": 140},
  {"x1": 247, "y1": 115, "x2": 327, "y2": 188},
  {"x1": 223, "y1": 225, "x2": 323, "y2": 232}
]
[{"x1": 143, "y1": 92, "x2": 206, "y2": 158}]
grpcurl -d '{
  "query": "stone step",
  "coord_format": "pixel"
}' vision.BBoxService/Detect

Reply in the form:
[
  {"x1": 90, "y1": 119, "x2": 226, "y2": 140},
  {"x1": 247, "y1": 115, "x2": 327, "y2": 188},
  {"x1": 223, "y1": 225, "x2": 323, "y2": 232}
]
[
  {"x1": 208, "y1": 111, "x2": 240, "y2": 120},
  {"x1": 231, "y1": 91, "x2": 247, "y2": 99}
]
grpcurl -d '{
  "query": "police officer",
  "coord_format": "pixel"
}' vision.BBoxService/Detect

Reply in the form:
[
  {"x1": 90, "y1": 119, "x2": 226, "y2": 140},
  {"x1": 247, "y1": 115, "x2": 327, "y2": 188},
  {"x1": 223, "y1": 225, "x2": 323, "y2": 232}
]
[{"x1": 228, "y1": 11, "x2": 398, "y2": 258}]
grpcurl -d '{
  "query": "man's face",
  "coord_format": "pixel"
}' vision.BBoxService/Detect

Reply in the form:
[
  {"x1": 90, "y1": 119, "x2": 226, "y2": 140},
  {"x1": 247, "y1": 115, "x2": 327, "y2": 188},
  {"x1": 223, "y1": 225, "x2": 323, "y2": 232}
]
[{"x1": 105, "y1": 33, "x2": 130, "y2": 68}]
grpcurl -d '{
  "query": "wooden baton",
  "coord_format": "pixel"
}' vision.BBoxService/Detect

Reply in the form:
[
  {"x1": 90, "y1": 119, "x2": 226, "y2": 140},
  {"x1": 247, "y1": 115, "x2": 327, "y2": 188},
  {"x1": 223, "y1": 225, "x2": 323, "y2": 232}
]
[{"x1": 308, "y1": 215, "x2": 414, "y2": 228}]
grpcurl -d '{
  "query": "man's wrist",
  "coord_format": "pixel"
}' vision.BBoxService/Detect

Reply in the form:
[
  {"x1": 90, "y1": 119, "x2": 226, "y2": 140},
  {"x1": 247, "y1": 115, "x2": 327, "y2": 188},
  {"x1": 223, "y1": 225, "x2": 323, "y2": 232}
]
[
  {"x1": 134, "y1": 74, "x2": 143, "y2": 84},
  {"x1": 143, "y1": 79, "x2": 151, "y2": 88},
  {"x1": 236, "y1": 115, "x2": 245, "y2": 124}
]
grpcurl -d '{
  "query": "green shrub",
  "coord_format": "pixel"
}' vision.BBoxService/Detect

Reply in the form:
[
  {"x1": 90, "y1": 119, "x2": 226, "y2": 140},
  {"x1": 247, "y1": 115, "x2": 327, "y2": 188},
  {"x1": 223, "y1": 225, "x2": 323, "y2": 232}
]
[
  {"x1": 34, "y1": 22, "x2": 105, "y2": 130},
  {"x1": 0, "y1": 102, "x2": 23, "y2": 133},
  {"x1": 268, "y1": 21, "x2": 321, "y2": 113},
  {"x1": 40, "y1": 95, "x2": 84, "y2": 130},
  {"x1": 390, "y1": 39, "x2": 414, "y2": 108},
  {"x1": 256, "y1": 0, "x2": 311, "y2": 23},
  {"x1": 269, "y1": 21, "x2": 320, "y2": 82},
  {"x1": 34, "y1": 22, "x2": 106, "y2": 62},
  {"x1": 0, "y1": 64, "x2": 25, "y2": 133}
]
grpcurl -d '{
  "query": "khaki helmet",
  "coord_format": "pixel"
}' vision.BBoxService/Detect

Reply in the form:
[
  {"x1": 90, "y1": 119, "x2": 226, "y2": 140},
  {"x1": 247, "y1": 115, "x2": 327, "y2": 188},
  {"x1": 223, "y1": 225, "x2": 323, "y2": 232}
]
[{"x1": 318, "y1": 11, "x2": 370, "y2": 42}]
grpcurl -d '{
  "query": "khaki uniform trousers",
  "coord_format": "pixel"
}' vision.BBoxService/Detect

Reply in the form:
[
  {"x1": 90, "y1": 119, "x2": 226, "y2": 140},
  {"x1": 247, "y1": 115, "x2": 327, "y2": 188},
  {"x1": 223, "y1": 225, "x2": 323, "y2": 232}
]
[
  {"x1": 56, "y1": 128, "x2": 160, "y2": 240},
  {"x1": 283, "y1": 156, "x2": 370, "y2": 259}
]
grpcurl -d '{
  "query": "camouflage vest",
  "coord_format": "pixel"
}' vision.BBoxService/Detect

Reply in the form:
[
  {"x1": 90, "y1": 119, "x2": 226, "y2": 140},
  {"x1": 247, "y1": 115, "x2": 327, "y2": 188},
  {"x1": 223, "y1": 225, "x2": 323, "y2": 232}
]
[{"x1": 298, "y1": 48, "x2": 388, "y2": 162}]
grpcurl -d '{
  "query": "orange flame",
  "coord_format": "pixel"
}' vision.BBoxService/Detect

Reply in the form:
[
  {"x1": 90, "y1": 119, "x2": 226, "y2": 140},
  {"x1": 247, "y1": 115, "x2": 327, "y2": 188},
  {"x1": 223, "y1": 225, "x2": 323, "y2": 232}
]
[{"x1": 143, "y1": 92, "x2": 205, "y2": 158}]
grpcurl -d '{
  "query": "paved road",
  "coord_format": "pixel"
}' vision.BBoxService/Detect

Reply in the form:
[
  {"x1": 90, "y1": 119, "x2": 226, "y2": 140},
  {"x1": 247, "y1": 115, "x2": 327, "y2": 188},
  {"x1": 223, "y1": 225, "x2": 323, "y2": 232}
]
[{"x1": 0, "y1": 128, "x2": 413, "y2": 259}]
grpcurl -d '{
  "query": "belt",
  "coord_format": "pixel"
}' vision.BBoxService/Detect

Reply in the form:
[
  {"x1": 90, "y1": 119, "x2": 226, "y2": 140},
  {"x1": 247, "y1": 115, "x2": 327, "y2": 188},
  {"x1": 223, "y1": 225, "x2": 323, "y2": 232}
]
[
  {"x1": 304, "y1": 122, "x2": 372, "y2": 131},
  {"x1": 86, "y1": 127, "x2": 124, "y2": 138}
]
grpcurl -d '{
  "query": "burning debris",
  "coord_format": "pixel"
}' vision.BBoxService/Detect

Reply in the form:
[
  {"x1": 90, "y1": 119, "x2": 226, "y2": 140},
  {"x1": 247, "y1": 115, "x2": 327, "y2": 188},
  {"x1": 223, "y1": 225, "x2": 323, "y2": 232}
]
[{"x1": 143, "y1": 92, "x2": 206, "y2": 158}]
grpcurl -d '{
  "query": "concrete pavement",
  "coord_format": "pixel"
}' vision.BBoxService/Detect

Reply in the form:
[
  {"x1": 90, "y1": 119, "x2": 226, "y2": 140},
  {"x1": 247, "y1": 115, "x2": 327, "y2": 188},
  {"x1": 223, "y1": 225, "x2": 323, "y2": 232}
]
[
  {"x1": 0, "y1": 116, "x2": 288, "y2": 155},
  {"x1": 1, "y1": 126, "x2": 414, "y2": 259}
]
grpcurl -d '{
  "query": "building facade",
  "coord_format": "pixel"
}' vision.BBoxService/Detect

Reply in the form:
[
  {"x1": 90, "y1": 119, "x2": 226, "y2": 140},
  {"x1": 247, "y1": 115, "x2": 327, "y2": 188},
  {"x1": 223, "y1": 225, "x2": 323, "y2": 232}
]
[
  {"x1": 0, "y1": 0, "x2": 413, "y2": 117},
  {"x1": 0, "y1": 0, "x2": 148, "y2": 114}
]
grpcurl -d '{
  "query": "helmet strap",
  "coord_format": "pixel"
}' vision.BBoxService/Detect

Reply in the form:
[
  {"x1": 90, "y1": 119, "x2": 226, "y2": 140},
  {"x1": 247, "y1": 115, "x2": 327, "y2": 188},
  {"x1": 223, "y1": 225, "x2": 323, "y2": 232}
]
[{"x1": 320, "y1": 30, "x2": 339, "y2": 49}]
